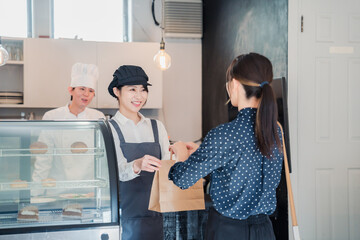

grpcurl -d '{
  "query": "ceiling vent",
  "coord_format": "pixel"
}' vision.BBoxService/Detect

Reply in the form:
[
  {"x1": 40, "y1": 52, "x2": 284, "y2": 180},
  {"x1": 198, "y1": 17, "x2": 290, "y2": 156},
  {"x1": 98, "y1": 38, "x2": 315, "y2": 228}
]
[{"x1": 164, "y1": 0, "x2": 203, "y2": 39}]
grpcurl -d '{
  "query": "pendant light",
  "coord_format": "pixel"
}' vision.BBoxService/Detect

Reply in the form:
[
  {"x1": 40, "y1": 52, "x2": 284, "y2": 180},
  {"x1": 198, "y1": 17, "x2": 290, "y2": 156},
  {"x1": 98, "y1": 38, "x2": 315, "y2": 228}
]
[
  {"x1": 153, "y1": 30, "x2": 171, "y2": 70},
  {"x1": 0, "y1": 37, "x2": 9, "y2": 66},
  {"x1": 153, "y1": 0, "x2": 171, "y2": 71}
]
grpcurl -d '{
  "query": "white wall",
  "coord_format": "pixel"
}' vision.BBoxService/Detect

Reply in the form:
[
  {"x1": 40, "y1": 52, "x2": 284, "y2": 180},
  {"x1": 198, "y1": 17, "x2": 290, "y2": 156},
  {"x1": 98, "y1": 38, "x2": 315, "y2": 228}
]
[{"x1": 163, "y1": 42, "x2": 202, "y2": 142}]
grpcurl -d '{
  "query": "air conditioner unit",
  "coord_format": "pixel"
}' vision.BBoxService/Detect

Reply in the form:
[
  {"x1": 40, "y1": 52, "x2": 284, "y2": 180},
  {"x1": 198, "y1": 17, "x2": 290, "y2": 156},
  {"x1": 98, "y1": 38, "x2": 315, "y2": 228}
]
[{"x1": 164, "y1": 0, "x2": 203, "y2": 39}]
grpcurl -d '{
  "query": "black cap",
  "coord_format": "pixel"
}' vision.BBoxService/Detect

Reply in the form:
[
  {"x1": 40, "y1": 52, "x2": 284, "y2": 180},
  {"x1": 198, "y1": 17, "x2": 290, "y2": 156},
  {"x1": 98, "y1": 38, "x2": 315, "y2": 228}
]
[{"x1": 108, "y1": 65, "x2": 152, "y2": 98}]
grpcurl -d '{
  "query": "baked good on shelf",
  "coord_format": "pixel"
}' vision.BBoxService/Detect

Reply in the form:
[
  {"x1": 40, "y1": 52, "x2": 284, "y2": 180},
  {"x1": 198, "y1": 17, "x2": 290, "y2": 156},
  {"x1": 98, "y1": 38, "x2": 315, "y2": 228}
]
[
  {"x1": 41, "y1": 178, "x2": 56, "y2": 187},
  {"x1": 10, "y1": 180, "x2": 28, "y2": 188},
  {"x1": 59, "y1": 192, "x2": 94, "y2": 199},
  {"x1": 70, "y1": 141, "x2": 88, "y2": 153},
  {"x1": 62, "y1": 204, "x2": 83, "y2": 218},
  {"x1": 29, "y1": 141, "x2": 48, "y2": 154},
  {"x1": 17, "y1": 205, "x2": 39, "y2": 221}
]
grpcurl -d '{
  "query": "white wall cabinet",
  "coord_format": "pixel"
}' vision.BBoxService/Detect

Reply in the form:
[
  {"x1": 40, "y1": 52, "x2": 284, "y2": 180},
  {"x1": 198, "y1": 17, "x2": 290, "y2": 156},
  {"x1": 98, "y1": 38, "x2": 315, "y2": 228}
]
[
  {"x1": 24, "y1": 39, "x2": 97, "y2": 108},
  {"x1": 96, "y1": 42, "x2": 162, "y2": 109},
  {"x1": 21, "y1": 39, "x2": 162, "y2": 109}
]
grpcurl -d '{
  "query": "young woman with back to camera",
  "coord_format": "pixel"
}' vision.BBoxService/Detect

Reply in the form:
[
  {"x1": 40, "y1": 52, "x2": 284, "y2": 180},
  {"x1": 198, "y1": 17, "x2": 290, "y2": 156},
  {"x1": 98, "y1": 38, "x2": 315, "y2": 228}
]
[{"x1": 168, "y1": 53, "x2": 284, "y2": 240}]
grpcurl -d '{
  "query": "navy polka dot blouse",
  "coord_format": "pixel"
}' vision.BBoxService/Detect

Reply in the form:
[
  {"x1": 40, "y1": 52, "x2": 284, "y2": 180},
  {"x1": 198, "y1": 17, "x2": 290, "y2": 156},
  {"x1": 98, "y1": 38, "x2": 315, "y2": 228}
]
[{"x1": 168, "y1": 107, "x2": 283, "y2": 220}]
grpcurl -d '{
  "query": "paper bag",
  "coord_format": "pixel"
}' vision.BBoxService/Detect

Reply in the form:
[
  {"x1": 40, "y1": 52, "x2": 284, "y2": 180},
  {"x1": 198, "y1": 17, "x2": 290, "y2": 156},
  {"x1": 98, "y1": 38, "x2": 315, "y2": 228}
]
[{"x1": 148, "y1": 159, "x2": 205, "y2": 213}]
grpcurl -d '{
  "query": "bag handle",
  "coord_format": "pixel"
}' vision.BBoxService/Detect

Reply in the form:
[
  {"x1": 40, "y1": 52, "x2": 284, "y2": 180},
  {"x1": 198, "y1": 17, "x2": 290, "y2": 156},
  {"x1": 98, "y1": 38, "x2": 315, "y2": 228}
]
[{"x1": 277, "y1": 122, "x2": 301, "y2": 240}]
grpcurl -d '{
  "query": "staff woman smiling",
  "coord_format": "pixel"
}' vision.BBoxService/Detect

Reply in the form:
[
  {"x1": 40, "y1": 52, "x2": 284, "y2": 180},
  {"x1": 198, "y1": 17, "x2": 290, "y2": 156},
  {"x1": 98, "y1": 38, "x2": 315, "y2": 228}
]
[{"x1": 108, "y1": 65, "x2": 170, "y2": 240}]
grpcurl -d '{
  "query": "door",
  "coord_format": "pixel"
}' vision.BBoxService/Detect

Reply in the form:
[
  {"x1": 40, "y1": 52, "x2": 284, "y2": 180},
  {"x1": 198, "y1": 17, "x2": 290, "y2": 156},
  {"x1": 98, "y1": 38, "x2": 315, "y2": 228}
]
[{"x1": 298, "y1": 0, "x2": 360, "y2": 239}]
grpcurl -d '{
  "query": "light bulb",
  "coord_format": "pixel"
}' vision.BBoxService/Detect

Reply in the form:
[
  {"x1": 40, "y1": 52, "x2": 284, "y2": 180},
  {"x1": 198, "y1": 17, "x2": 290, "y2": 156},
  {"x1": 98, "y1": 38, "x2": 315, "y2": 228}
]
[
  {"x1": 153, "y1": 38, "x2": 171, "y2": 70},
  {"x1": 0, "y1": 44, "x2": 9, "y2": 67},
  {"x1": 154, "y1": 49, "x2": 171, "y2": 70}
]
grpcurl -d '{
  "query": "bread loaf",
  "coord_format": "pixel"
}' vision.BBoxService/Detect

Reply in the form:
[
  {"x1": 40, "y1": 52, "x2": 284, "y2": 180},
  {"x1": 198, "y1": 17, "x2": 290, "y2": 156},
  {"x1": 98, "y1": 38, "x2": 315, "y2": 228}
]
[
  {"x1": 41, "y1": 178, "x2": 56, "y2": 187},
  {"x1": 10, "y1": 180, "x2": 28, "y2": 188},
  {"x1": 29, "y1": 141, "x2": 48, "y2": 154},
  {"x1": 70, "y1": 141, "x2": 88, "y2": 153}
]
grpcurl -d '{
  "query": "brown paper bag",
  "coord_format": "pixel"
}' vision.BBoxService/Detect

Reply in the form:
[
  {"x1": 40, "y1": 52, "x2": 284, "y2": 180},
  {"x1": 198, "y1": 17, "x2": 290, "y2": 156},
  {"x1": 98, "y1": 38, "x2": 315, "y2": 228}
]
[{"x1": 148, "y1": 159, "x2": 205, "y2": 213}]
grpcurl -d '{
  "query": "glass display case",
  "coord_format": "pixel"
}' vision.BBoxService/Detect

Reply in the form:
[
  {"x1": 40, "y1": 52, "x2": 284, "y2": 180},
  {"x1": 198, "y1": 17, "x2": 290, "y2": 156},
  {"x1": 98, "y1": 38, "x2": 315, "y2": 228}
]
[{"x1": 0, "y1": 120, "x2": 119, "y2": 240}]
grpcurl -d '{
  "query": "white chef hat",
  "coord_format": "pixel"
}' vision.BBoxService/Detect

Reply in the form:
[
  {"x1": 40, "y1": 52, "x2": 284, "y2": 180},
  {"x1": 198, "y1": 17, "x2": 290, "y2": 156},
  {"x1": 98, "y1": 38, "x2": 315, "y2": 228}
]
[{"x1": 70, "y1": 63, "x2": 99, "y2": 90}]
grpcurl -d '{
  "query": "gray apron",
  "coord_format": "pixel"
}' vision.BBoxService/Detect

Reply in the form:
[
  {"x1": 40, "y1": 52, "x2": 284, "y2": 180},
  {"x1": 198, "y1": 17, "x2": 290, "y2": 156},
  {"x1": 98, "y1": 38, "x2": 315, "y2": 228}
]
[{"x1": 110, "y1": 119, "x2": 163, "y2": 240}]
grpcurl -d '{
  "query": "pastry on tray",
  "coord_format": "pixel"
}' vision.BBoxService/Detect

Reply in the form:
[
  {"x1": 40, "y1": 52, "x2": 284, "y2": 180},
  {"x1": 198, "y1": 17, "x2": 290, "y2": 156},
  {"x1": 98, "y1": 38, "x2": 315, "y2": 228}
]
[
  {"x1": 62, "y1": 203, "x2": 83, "y2": 218},
  {"x1": 17, "y1": 205, "x2": 39, "y2": 221},
  {"x1": 59, "y1": 192, "x2": 94, "y2": 199},
  {"x1": 29, "y1": 141, "x2": 48, "y2": 154},
  {"x1": 10, "y1": 180, "x2": 28, "y2": 188},
  {"x1": 70, "y1": 141, "x2": 88, "y2": 153},
  {"x1": 41, "y1": 178, "x2": 56, "y2": 187}
]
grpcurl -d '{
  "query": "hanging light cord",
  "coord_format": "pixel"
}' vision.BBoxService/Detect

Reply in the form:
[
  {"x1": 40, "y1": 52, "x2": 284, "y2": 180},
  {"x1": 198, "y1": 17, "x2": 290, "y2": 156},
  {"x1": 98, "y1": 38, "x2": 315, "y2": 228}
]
[{"x1": 151, "y1": 0, "x2": 160, "y2": 26}]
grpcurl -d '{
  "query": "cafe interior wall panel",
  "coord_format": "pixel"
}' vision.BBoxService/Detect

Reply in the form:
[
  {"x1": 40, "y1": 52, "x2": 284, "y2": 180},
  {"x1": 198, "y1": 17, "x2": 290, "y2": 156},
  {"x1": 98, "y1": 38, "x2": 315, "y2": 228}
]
[
  {"x1": 348, "y1": 58, "x2": 360, "y2": 141},
  {"x1": 202, "y1": 0, "x2": 288, "y2": 136},
  {"x1": 163, "y1": 42, "x2": 202, "y2": 142},
  {"x1": 315, "y1": 58, "x2": 332, "y2": 141}
]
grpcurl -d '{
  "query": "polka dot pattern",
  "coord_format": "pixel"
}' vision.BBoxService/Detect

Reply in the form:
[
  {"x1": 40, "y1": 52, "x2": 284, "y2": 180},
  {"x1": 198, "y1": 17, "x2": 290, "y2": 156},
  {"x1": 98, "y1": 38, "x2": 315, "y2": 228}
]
[{"x1": 168, "y1": 108, "x2": 283, "y2": 220}]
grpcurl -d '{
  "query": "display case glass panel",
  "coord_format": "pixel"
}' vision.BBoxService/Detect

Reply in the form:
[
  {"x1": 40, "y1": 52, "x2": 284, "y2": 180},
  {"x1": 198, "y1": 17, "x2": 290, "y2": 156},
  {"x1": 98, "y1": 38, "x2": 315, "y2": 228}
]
[{"x1": 0, "y1": 120, "x2": 115, "y2": 230}]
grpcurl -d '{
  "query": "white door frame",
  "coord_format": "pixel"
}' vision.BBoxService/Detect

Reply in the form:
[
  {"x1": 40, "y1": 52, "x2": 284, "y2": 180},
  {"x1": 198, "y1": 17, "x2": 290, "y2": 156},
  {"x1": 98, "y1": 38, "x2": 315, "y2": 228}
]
[{"x1": 288, "y1": 0, "x2": 300, "y2": 239}]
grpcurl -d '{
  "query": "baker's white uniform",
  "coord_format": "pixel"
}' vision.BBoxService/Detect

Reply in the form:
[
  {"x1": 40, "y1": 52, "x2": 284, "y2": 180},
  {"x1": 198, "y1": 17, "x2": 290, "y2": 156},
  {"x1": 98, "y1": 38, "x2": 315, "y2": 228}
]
[{"x1": 32, "y1": 104, "x2": 104, "y2": 195}]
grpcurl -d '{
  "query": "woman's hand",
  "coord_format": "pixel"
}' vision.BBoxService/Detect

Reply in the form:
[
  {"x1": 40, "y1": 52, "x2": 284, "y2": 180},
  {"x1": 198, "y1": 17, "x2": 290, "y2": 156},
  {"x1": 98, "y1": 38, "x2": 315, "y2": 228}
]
[
  {"x1": 133, "y1": 155, "x2": 162, "y2": 173},
  {"x1": 169, "y1": 141, "x2": 190, "y2": 162},
  {"x1": 184, "y1": 142, "x2": 199, "y2": 155}
]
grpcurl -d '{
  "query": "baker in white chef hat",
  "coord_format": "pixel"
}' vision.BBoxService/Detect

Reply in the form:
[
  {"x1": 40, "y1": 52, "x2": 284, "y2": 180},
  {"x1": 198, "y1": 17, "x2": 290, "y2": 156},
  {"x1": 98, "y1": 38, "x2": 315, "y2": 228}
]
[
  {"x1": 70, "y1": 62, "x2": 98, "y2": 90},
  {"x1": 32, "y1": 63, "x2": 105, "y2": 196},
  {"x1": 41, "y1": 62, "x2": 105, "y2": 120}
]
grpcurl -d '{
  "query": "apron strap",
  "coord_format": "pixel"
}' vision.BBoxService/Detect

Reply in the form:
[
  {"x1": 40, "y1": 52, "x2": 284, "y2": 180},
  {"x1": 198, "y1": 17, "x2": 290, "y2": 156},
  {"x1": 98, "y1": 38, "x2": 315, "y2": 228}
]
[
  {"x1": 110, "y1": 118, "x2": 159, "y2": 145},
  {"x1": 150, "y1": 119, "x2": 159, "y2": 143},
  {"x1": 109, "y1": 119, "x2": 126, "y2": 143}
]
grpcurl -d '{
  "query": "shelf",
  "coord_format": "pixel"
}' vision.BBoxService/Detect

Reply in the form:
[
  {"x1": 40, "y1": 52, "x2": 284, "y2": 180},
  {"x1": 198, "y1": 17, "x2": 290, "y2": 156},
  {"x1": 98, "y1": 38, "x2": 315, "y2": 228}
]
[
  {"x1": 0, "y1": 179, "x2": 108, "y2": 192},
  {"x1": 1, "y1": 40, "x2": 24, "y2": 65},
  {"x1": 0, "y1": 208, "x2": 110, "y2": 229},
  {"x1": 0, "y1": 148, "x2": 105, "y2": 158},
  {"x1": 6, "y1": 61, "x2": 24, "y2": 65},
  {"x1": 0, "y1": 104, "x2": 24, "y2": 108}
]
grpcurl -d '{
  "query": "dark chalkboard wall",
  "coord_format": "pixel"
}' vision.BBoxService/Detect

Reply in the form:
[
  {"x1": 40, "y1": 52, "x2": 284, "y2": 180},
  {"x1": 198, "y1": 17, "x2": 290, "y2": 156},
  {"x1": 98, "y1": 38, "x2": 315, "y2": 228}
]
[
  {"x1": 202, "y1": 0, "x2": 288, "y2": 135},
  {"x1": 202, "y1": 0, "x2": 289, "y2": 239}
]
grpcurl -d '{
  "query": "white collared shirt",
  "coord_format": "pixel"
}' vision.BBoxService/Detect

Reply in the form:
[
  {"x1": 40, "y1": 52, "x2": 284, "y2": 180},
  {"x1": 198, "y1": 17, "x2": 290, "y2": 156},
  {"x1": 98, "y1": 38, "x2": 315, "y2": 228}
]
[
  {"x1": 42, "y1": 104, "x2": 105, "y2": 120},
  {"x1": 110, "y1": 111, "x2": 171, "y2": 181}
]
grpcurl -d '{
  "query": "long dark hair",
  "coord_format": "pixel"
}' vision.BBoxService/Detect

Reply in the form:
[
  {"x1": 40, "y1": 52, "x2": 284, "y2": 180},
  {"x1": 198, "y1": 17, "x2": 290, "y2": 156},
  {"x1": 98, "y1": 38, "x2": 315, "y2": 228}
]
[{"x1": 226, "y1": 53, "x2": 281, "y2": 157}]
